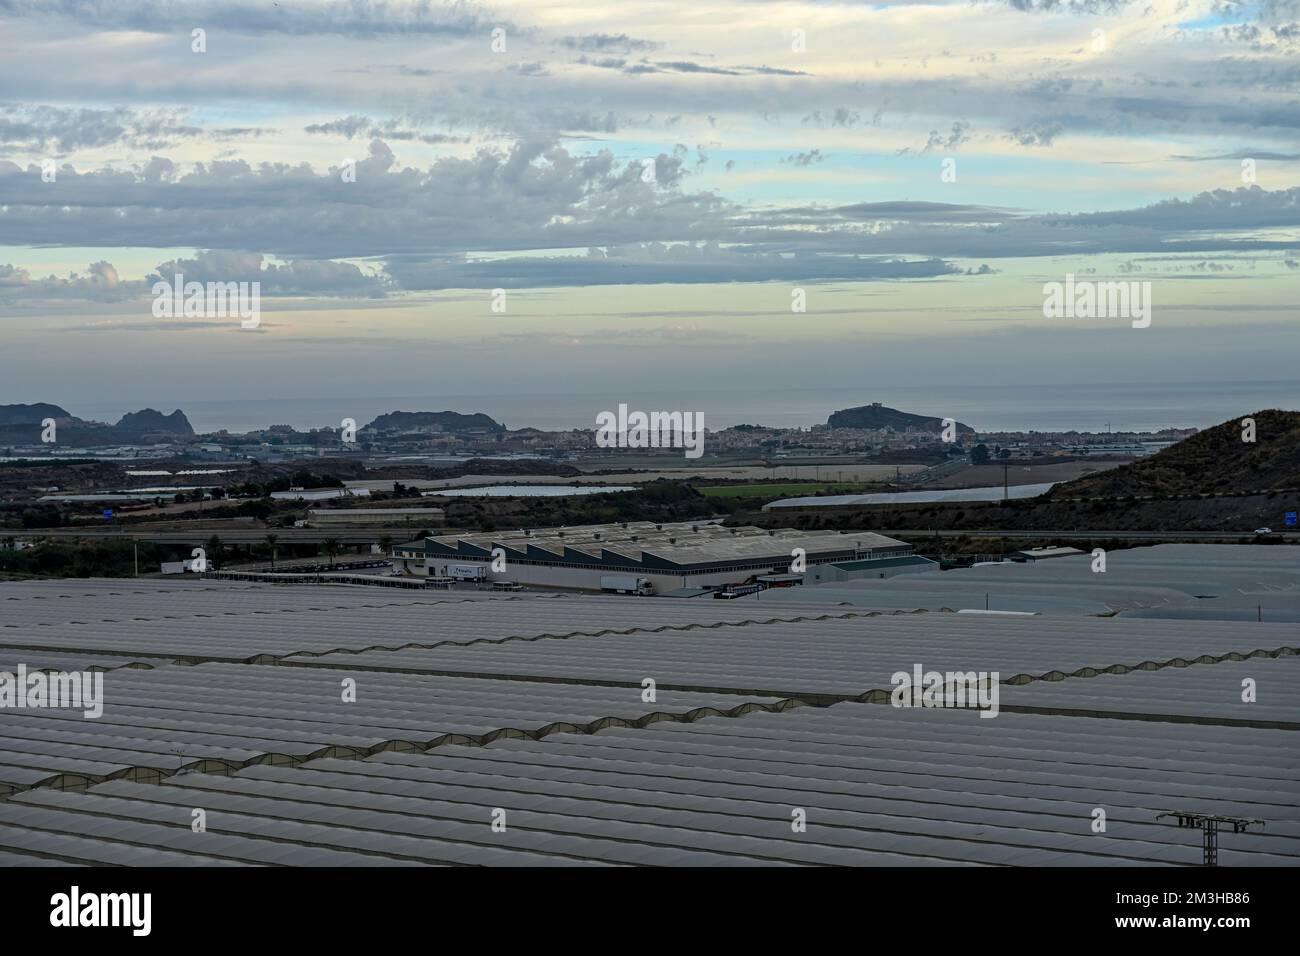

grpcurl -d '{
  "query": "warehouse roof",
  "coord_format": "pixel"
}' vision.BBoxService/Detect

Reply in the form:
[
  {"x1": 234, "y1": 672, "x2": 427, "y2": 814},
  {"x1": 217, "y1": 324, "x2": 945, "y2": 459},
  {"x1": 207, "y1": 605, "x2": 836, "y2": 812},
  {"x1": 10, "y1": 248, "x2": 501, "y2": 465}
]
[
  {"x1": 415, "y1": 522, "x2": 910, "y2": 569},
  {"x1": 754, "y1": 543, "x2": 1300, "y2": 618}
]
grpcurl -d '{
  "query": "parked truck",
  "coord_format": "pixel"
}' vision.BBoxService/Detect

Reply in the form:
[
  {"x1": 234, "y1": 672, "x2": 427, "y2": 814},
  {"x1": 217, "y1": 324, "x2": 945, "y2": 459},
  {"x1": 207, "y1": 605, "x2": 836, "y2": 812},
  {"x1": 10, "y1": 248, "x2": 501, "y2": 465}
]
[
  {"x1": 448, "y1": 564, "x2": 487, "y2": 582},
  {"x1": 600, "y1": 575, "x2": 654, "y2": 596}
]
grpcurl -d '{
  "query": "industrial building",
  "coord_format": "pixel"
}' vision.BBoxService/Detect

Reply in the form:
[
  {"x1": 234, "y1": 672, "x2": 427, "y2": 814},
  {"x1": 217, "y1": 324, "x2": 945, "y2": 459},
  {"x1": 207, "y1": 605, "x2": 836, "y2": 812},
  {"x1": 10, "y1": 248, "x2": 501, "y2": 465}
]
[
  {"x1": 803, "y1": 554, "x2": 937, "y2": 583},
  {"x1": 391, "y1": 521, "x2": 915, "y2": 592}
]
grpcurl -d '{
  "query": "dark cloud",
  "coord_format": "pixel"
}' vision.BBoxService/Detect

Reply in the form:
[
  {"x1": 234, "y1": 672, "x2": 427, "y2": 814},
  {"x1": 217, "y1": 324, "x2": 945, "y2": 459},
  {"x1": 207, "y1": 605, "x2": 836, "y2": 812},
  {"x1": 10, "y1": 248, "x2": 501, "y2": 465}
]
[
  {"x1": 1002, "y1": 0, "x2": 1134, "y2": 11},
  {"x1": 559, "y1": 33, "x2": 659, "y2": 53},
  {"x1": 0, "y1": 104, "x2": 205, "y2": 153},
  {"x1": 915, "y1": 121, "x2": 971, "y2": 154},
  {"x1": 304, "y1": 115, "x2": 469, "y2": 144},
  {"x1": 1046, "y1": 185, "x2": 1300, "y2": 231},
  {"x1": 1007, "y1": 121, "x2": 1064, "y2": 147},
  {"x1": 781, "y1": 149, "x2": 827, "y2": 166}
]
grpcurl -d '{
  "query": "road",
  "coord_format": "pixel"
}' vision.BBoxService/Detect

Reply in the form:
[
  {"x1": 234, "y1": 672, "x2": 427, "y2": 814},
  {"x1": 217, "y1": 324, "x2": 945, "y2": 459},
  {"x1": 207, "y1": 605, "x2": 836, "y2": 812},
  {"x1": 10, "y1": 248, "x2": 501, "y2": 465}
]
[
  {"x1": 0, "y1": 527, "x2": 421, "y2": 546},
  {"x1": 4, "y1": 527, "x2": 1296, "y2": 544},
  {"x1": 879, "y1": 529, "x2": 1299, "y2": 542}
]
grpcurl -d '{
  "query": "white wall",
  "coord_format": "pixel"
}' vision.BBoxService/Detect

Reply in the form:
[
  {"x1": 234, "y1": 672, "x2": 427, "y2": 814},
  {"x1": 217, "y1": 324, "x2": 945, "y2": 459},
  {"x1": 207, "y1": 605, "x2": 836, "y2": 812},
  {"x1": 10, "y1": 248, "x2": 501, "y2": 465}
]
[{"x1": 420, "y1": 558, "x2": 777, "y2": 594}]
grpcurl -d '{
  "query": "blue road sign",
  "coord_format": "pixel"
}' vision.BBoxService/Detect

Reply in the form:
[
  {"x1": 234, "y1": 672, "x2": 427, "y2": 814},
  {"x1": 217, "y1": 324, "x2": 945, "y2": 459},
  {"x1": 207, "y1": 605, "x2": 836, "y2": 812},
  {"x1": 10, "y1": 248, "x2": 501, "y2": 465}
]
[
  {"x1": 1286, "y1": 512, "x2": 1297, "y2": 527},
  {"x1": 102, "y1": 509, "x2": 114, "y2": 519}
]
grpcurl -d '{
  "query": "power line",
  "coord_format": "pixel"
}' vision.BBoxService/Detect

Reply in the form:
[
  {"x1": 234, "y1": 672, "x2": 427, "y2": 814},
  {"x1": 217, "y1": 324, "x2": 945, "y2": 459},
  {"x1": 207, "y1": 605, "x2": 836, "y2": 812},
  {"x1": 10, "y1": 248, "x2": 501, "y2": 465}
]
[{"x1": 1157, "y1": 811, "x2": 1264, "y2": 866}]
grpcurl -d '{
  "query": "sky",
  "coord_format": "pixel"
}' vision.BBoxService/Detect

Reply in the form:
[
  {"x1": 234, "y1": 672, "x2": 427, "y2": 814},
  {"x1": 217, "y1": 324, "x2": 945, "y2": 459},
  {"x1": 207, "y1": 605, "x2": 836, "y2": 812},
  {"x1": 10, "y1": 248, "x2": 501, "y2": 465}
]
[{"x1": 0, "y1": 0, "x2": 1296, "y2": 426}]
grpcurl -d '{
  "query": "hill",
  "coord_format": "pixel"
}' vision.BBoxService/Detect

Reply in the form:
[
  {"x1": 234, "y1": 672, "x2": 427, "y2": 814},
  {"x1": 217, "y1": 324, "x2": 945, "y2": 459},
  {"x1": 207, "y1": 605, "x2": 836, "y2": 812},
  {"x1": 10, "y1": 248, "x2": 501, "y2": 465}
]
[
  {"x1": 0, "y1": 403, "x2": 71, "y2": 426},
  {"x1": 0, "y1": 405, "x2": 195, "y2": 445},
  {"x1": 1045, "y1": 409, "x2": 1300, "y2": 498},
  {"x1": 114, "y1": 408, "x2": 195, "y2": 438},
  {"x1": 364, "y1": 410, "x2": 505, "y2": 434},
  {"x1": 828, "y1": 402, "x2": 974, "y2": 435}
]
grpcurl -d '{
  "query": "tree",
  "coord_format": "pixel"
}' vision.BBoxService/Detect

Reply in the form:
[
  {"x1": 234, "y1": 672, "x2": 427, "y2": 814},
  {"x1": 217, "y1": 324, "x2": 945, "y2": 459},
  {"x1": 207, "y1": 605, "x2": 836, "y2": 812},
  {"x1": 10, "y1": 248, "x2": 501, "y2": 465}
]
[
  {"x1": 378, "y1": 535, "x2": 394, "y2": 557},
  {"x1": 265, "y1": 533, "x2": 279, "y2": 569},
  {"x1": 323, "y1": 538, "x2": 340, "y2": 565},
  {"x1": 205, "y1": 535, "x2": 223, "y2": 570},
  {"x1": 998, "y1": 447, "x2": 1011, "y2": 460},
  {"x1": 970, "y1": 443, "x2": 991, "y2": 465}
]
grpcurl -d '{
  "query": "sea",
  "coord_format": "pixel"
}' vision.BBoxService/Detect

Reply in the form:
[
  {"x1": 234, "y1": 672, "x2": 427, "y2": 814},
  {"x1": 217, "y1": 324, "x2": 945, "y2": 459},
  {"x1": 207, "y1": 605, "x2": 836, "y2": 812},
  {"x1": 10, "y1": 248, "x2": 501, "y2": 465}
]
[{"x1": 62, "y1": 379, "x2": 1298, "y2": 436}]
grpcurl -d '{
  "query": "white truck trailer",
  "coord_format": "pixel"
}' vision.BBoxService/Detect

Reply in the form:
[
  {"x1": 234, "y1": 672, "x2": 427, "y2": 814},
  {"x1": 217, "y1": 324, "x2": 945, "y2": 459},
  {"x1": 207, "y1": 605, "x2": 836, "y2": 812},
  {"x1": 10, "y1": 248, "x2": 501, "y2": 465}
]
[
  {"x1": 600, "y1": 575, "x2": 654, "y2": 596},
  {"x1": 448, "y1": 564, "x2": 487, "y2": 582}
]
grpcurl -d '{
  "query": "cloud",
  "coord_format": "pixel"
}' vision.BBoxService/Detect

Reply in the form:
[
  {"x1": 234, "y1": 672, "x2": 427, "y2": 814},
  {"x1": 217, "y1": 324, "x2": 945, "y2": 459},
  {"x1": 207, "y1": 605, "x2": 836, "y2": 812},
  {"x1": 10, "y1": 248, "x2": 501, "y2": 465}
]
[
  {"x1": 618, "y1": 59, "x2": 809, "y2": 77},
  {"x1": 902, "y1": 121, "x2": 971, "y2": 155},
  {"x1": 0, "y1": 0, "x2": 508, "y2": 37},
  {"x1": 1172, "y1": 150, "x2": 1300, "y2": 162},
  {"x1": 781, "y1": 149, "x2": 827, "y2": 166},
  {"x1": 559, "y1": 33, "x2": 659, "y2": 53},
  {"x1": 1002, "y1": 0, "x2": 1134, "y2": 12},
  {"x1": 3, "y1": 131, "x2": 1298, "y2": 288},
  {"x1": 1045, "y1": 185, "x2": 1300, "y2": 231},
  {"x1": 304, "y1": 115, "x2": 468, "y2": 144},
  {"x1": 0, "y1": 249, "x2": 385, "y2": 305},
  {"x1": 0, "y1": 104, "x2": 205, "y2": 153},
  {"x1": 0, "y1": 260, "x2": 135, "y2": 303},
  {"x1": 148, "y1": 250, "x2": 387, "y2": 296},
  {"x1": 383, "y1": 243, "x2": 963, "y2": 289},
  {"x1": 0, "y1": 139, "x2": 706, "y2": 259},
  {"x1": 1006, "y1": 121, "x2": 1063, "y2": 147}
]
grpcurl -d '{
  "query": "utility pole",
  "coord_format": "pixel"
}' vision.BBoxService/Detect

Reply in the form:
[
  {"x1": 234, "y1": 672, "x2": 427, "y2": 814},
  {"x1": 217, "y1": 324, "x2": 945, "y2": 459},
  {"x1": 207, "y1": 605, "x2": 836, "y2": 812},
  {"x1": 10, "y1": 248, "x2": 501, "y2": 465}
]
[
  {"x1": 1003, "y1": 461, "x2": 1009, "y2": 501},
  {"x1": 1157, "y1": 811, "x2": 1264, "y2": 866},
  {"x1": 133, "y1": 539, "x2": 138, "y2": 577}
]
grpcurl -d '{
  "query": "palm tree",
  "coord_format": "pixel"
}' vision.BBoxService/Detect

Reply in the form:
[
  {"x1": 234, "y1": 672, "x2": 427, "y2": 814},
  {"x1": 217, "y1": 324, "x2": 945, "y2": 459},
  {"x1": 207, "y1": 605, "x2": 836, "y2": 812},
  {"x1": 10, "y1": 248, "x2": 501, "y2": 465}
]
[
  {"x1": 323, "y1": 538, "x2": 340, "y2": 565},
  {"x1": 265, "y1": 533, "x2": 279, "y2": 570},
  {"x1": 378, "y1": 535, "x2": 394, "y2": 558}
]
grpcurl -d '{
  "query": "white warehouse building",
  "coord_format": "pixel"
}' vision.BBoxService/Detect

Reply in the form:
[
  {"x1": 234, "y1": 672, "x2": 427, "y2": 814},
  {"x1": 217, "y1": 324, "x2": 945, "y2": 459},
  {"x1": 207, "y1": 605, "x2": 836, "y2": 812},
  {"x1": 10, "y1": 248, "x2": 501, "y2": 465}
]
[{"x1": 392, "y1": 521, "x2": 919, "y2": 593}]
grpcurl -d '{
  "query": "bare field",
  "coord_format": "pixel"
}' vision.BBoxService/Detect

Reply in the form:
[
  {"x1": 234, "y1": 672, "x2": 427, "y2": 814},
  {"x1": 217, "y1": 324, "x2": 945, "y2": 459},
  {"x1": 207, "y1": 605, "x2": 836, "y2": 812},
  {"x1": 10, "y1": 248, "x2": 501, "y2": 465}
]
[
  {"x1": 583, "y1": 464, "x2": 928, "y2": 483},
  {"x1": 347, "y1": 463, "x2": 928, "y2": 491},
  {"x1": 919, "y1": 459, "x2": 1126, "y2": 490}
]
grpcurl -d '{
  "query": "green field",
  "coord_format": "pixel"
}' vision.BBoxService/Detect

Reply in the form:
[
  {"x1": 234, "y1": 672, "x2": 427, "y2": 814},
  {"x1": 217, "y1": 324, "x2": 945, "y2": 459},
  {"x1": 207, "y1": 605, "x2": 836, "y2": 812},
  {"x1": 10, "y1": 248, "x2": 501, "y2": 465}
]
[{"x1": 698, "y1": 482, "x2": 873, "y2": 499}]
